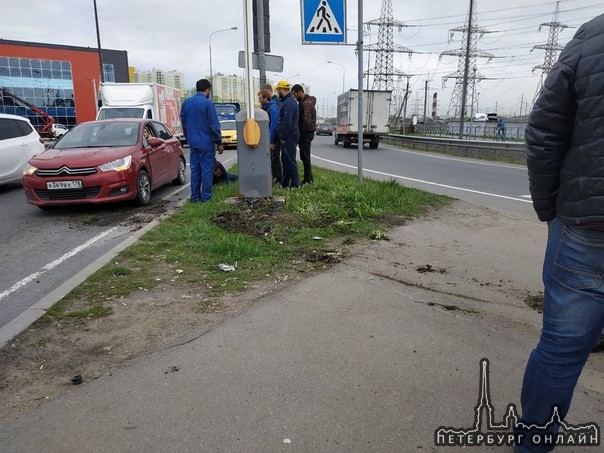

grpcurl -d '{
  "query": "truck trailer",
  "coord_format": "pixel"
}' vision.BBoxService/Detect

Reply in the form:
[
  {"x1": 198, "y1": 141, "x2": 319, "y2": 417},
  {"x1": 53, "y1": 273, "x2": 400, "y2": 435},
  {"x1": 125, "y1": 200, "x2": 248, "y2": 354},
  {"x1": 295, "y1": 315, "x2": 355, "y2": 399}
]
[
  {"x1": 334, "y1": 89, "x2": 391, "y2": 149},
  {"x1": 96, "y1": 83, "x2": 184, "y2": 144}
]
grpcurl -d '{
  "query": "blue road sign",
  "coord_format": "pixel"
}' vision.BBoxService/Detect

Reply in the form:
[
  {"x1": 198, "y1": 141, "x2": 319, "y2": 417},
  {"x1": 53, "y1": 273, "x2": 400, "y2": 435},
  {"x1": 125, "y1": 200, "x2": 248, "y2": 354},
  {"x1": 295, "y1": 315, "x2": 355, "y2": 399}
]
[{"x1": 301, "y1": 0, "x2": 346, "y2": 45}]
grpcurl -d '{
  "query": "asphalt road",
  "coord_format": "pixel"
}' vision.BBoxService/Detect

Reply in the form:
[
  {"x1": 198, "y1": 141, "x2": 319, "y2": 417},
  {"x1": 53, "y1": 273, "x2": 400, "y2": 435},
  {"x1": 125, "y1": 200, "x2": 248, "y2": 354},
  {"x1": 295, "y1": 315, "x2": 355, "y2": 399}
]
[
  {"x1": 311, "y1": 134, "x2": 535, "y2": 220},
  {"x1": 0, "y1": 149, "x2": 237, "y2": 331},
  {"x1": 0, "y1": 136, "x2": 531, "y2": 333}
]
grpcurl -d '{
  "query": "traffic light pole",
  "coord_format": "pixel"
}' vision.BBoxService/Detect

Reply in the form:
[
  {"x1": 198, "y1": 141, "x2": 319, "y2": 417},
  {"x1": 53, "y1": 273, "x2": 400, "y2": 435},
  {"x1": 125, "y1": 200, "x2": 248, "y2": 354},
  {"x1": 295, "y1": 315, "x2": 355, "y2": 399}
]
[{"x1": 256, "y1": 0, "x2": 267, "y2": 86}]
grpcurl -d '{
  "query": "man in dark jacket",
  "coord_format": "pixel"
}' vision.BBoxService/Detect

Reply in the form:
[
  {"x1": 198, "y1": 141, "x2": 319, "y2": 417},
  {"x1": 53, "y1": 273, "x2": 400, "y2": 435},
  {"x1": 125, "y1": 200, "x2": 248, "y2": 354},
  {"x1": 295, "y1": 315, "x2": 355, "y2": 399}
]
[
  {"x1": 180, "y1": 79, "x2": 224, "y2": 203},
  {"x1": 516, "y1": 13, "x2": 604, "y2": 453},
  {"x1": 292, "y1": 84, "x2": 317, "y2": 184},
  {"x1": 275, "y1": 80, "x2": 299, "y2": 188},
  {"x1": 259, "y1": 88, "x2": 282, "y2": 184}
]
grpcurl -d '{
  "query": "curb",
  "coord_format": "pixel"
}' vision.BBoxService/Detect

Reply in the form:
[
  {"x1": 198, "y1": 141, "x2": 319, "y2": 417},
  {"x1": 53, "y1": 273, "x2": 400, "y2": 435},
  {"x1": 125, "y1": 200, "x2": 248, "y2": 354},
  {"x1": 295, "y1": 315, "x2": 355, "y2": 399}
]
[{"x1": 0, "y1": 205, "x2": 182, "y2": 350}]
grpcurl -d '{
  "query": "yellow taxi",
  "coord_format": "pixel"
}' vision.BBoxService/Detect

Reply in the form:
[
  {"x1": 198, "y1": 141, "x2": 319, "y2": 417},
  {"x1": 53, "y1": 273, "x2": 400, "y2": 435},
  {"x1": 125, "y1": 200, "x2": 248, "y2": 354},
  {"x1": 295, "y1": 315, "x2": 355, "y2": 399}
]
[{"x1": 219, "y1": 120, "x2": 237, "y2": 149}]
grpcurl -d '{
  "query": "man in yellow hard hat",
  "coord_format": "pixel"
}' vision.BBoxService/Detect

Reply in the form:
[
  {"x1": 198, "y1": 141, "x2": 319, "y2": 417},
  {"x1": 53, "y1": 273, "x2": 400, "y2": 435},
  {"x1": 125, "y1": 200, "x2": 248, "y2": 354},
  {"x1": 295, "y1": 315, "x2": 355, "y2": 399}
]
[{"x1": 274, "y1": 80, "x2": 299, "y2": 188}]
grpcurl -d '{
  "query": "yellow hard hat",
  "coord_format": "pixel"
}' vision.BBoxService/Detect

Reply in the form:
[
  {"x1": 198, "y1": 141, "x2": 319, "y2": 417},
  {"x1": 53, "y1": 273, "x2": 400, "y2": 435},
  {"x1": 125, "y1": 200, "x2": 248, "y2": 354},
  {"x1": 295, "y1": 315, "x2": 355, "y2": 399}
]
[{"x1": 275, "y1": 80, "x2": 290, "y2": 90}]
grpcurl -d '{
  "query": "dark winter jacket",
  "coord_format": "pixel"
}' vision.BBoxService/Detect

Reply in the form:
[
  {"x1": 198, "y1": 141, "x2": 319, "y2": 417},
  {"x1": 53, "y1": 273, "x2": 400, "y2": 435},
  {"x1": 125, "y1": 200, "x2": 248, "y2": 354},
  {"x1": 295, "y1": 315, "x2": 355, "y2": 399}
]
[
  {"x1": 276, "y1": 92, "x2": 299, "y2": 142},
  {"x1": 525, "y1": 13, "x2": 604, "y2": 224},
  {"x1": 181, "y1": 93, "x2": 222, "y2": 150},
  {"x1": 262, "y1": 99, "x2": 280, "y2": 144},
  {"x1": 298, "y1": 94, "x2": 317, "y2": 132}
]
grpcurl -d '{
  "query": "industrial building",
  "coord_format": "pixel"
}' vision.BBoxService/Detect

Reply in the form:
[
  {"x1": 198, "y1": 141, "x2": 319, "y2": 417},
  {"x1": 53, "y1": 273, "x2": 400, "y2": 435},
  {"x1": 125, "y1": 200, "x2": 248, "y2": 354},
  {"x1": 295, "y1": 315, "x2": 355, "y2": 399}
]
[{"x1": 0, "y1": 39, "x2": 128, "y2": 130}]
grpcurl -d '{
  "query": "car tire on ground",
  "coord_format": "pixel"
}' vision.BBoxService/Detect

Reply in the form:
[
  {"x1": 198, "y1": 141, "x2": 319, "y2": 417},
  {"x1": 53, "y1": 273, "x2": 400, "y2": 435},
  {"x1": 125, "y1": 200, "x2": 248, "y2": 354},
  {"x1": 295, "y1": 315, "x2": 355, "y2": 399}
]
[
  {"x1": 135, "y1": 169, "x2": 151, "y2": 206},
  {"x1": 172, "y1": 157, "x2": 186, "y2": 185}
]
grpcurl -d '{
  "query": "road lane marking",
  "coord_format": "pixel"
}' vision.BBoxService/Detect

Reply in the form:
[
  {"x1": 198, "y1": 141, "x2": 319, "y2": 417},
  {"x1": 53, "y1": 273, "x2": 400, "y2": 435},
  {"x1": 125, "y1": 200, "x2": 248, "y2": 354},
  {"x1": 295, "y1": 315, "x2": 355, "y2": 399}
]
[
  {"x1": 0, "y1": 227, "x2": 118, "y2": 304},
  {"x1": 312, "y1": 155, "x2": 533, "y2": 204}
]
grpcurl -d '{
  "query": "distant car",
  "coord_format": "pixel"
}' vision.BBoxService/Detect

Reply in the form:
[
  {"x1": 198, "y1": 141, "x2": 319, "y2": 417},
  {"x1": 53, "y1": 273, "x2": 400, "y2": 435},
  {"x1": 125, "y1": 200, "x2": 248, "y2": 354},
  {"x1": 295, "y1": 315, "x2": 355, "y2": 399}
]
[
  {"x1": 316, "y1": 123, "x2": 333, "y2": 136},
  {"x1": 487, "y1": 113, "x2": 498, "y2": 121},
  {"x1": 22, "y1": 119, "x2": 186, "y2": 208},
  {"x1": 0, "y1": 113, "x2": 45, "y2": 186},
  {"x1": 50, "y1": 123, "x2": 69, "y2": 138},
  {"x1": 220, "y1": 120, "x2": 237, "y2": 149}
]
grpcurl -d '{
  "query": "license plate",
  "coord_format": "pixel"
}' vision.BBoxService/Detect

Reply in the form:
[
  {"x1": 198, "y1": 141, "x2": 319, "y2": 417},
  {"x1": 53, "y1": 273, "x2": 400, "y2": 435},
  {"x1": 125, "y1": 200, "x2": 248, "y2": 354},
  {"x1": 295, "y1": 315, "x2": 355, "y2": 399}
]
[{"x1": 46, "y1": 180, "x2": 83, "y2": 190}]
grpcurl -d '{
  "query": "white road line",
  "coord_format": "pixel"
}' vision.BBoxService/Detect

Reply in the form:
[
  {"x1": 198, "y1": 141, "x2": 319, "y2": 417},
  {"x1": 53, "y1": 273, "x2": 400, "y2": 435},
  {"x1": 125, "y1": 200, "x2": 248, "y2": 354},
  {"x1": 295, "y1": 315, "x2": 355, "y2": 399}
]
[
  {"x1": 0, "y1": 226, "x2": 118, "y2": 304},
  {"x1": 312, "y1": 155, "x2": 533, "y2": 204}
]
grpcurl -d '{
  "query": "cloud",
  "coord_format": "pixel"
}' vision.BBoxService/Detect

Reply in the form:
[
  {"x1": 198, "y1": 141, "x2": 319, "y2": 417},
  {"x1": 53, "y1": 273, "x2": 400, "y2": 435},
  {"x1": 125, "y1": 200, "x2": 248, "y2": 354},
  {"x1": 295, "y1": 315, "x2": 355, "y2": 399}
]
[{"x1": 1, "y1": 0, "x2": 599, "y2": 116}]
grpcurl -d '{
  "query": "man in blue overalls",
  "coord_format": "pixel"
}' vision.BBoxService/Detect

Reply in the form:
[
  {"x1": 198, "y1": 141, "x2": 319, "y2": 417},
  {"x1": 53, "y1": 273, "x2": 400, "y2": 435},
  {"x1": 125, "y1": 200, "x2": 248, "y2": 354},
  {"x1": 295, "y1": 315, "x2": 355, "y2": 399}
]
[{"x1": 181, "y1": 79, "x2": 224, "y2": 203}]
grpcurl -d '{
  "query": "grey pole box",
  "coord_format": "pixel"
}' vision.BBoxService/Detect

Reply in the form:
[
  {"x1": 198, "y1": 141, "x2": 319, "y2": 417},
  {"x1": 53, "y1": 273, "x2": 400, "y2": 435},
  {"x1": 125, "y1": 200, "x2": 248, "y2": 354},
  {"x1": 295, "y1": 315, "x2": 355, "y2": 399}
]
[{"x1": 236, "y1": 108, "x2": 272, "y2": 197}]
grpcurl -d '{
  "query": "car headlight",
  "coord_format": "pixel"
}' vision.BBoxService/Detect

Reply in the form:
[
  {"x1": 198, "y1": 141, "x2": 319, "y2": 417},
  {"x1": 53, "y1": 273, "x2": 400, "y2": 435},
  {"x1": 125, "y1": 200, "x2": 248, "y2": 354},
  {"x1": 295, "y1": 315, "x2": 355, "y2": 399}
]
[
  {"x1": 23, "y1": 163, "x2": 38, "y2": 176},
  {"x1": 98, "y1": 155, "x2": 132, "y2": 172}
]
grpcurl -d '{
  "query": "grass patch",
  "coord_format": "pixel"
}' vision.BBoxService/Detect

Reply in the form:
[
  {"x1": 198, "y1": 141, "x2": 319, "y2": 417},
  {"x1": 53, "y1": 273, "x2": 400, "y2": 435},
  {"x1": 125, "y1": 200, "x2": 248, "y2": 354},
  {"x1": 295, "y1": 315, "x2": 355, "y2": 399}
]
[{"x1": 36, "y1": 165, "x2": 450, "y2": 322}]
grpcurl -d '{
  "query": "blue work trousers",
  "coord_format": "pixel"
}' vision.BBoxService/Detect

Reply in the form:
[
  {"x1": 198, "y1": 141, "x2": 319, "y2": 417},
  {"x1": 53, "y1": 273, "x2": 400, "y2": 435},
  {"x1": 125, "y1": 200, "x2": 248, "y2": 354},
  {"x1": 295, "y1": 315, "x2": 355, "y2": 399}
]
[
  {"x1": 280, "y1": 134, "x2": 299, "y2": 188},
  {"x1": 189, "y1": 147, "x2": 215, "y2": 202},
  {"x1": 515, "y1": 217, "x2": 604, "y2": 452}
]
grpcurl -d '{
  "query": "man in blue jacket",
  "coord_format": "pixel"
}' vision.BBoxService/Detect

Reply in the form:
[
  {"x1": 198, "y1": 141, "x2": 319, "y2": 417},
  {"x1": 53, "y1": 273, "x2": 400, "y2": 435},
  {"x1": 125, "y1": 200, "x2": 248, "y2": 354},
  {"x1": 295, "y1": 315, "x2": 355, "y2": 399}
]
[
  {"x1": 516, "y1": 13, "x2": 604, "y2": 452},
  {"x1": 180, "y1": 79, "x2": 224, "y2": 203},
  {"x1": 258, "y1": 88, "x2": 281, "y2": 184},
  {"x1": 274, "y1": 80, "x2": 299, "y2": 188}
]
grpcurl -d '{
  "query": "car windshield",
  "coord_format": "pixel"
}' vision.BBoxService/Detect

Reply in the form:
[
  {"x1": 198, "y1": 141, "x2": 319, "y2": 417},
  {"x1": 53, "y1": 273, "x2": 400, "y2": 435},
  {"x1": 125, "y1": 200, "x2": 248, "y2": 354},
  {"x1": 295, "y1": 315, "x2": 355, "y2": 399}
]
[
  {"x1": 220, "y1": 120, "x2": 236, "y2": 130},
  {"x1": 319, "y1": 123, "x2": 331, "y2": 128},
  {"x1": 54, "y1": 122, "x2": 140, "y2": 149},
  {"x1": 97, "y1": 107, "x2": 145, "y2": 120}
]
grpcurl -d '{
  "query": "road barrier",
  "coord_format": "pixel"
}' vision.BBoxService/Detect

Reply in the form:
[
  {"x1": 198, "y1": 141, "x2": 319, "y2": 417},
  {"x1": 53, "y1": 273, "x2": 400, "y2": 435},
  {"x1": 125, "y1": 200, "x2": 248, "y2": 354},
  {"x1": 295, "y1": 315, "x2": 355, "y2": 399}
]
[{"x1": 384, "y1": 134, "x2": 526, "y2": 163}]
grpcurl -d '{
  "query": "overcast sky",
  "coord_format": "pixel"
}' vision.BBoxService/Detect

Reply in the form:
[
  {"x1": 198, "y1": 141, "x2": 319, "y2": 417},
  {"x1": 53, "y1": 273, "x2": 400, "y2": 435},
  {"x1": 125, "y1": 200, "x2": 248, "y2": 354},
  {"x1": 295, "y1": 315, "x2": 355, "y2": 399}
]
[{"x1": 1, "y1": 0, "x2": 601, "y2": 117}]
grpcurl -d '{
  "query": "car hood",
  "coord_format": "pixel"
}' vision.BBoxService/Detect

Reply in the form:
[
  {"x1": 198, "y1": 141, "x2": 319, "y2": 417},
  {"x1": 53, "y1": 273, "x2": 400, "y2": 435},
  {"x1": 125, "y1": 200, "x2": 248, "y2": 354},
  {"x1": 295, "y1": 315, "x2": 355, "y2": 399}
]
[{"x1": 29, "y1": 146, "x2": 135, "y2": 168}]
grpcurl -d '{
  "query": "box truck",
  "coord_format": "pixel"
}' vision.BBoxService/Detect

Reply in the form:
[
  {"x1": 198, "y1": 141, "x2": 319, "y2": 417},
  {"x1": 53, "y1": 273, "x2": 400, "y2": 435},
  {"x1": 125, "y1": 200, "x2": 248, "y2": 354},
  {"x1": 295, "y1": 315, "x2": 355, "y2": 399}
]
[
  {"x1": 96, "y1": 83, "x2": 184, "y2": 144},
  {"x1": 334, "y1": 89, "x2": 391, "y2": 149}
]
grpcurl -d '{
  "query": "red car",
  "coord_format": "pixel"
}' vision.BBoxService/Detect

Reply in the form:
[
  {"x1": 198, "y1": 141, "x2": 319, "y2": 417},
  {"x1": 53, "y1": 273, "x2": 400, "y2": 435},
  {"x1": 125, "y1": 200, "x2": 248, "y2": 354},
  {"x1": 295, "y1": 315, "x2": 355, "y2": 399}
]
[{"x1": 22, "y1": 119, "x2": 186, "y2": 208}]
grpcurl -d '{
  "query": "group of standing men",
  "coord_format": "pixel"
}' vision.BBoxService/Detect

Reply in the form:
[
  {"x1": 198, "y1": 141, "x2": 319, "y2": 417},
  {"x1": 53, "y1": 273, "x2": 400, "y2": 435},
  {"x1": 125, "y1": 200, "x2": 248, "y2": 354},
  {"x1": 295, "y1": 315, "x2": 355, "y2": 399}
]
[
  {"x1": 258, "y1": 80, "x2": 317, "y2": 188},
  {"x1": 181, "y1": 78, "x2": 318, "y2": 203}
]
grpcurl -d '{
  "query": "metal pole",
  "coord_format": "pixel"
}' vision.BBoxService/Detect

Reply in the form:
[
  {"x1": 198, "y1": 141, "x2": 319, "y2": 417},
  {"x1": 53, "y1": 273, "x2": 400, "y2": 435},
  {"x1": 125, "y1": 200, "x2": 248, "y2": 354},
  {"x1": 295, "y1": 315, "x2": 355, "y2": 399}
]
[
  {"x1": 93, "y1": 0, "x2": 104, "y2": 83},
  {"x1": 469, "y1": 67, "x2": 476, "y2": 138},
  {"x1": 357, "y1": 0, "x2": 364, "y2": 184},
  {"x1": 256, "y1": 0, "x2": 267, "y2": 87},
  {"x1": 402, "y1": 77, "x2": 410, "y2": 134},
  {"x1": 327, "y1": 61, "x2": 345, "y2": 93},
  {"x1": 423, "y1": 80, "x2": 428, "y2": 125},
  {"x1": 209, "y1": 27, "x2": 238, "y2": 100},
  {"x1": 209, "y1": 37, "x2": 213, "y2": 89},
  {"x1": 458, "y1": 0, "x2": 473, "y2": 139},
  {"x1": 92, "y1": 78, "x2": 97, "y2": 113},
  {"x1": 244, "y1": 0, "x2": 255, "y2": 119}
]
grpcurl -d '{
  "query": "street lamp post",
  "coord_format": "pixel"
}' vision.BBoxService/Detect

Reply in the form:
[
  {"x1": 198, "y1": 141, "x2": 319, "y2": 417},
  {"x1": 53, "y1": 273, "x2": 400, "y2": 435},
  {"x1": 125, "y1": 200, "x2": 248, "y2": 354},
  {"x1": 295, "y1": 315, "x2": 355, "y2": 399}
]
[
  {"x1": 209, "y1": 26, "x2": 238, "y2": 94},
  {"x1": 327, "y1": 61, "x2": 345, "y2": 93}
]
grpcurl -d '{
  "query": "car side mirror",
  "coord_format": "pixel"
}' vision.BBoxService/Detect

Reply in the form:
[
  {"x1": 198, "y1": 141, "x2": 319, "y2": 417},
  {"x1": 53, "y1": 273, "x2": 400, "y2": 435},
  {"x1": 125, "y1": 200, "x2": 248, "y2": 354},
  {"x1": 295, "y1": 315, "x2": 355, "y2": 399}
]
[{"x1": 147, "y1": 137, "x2": 164, "y2": 147}]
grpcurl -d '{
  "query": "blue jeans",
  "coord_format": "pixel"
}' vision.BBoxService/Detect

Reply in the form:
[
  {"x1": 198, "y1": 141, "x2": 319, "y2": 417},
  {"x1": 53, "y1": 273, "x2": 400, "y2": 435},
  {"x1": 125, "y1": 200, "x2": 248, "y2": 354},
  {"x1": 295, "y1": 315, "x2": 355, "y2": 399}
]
[
  {"x1": 189, "y1": 147, "x2": 215, "y2": 202},
  {"x1": 516, "y1": 217, "x2": 604, "y2": 452}
]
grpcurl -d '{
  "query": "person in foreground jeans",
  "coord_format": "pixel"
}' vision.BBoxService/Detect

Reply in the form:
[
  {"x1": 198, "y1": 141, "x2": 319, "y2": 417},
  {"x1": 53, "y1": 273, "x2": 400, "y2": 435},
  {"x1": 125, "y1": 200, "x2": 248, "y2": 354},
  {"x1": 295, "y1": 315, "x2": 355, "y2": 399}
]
[{"x1": 516, "y1": 12, "x2": 604, "y2": 452}]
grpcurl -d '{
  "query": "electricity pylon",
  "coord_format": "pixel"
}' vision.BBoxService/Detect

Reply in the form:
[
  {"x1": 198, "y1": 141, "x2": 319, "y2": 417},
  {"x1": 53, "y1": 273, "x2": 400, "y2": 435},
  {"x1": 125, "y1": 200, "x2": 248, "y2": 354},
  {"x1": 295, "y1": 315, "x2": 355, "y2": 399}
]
[
  {"x1": 364, "y1": 0, "x2": 415, "y2": 118},
  {"x1": 530, "y1": 1, "x2": 569, "y2": 110},
  {"x1": 440, "y1": 0, "x2": 494, "y2": 119}
]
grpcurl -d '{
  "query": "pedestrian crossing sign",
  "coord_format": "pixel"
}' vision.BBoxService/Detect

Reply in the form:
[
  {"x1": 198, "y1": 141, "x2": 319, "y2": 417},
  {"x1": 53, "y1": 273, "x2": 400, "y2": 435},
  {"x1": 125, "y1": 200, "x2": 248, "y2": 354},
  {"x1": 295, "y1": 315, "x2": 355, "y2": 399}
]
[{"x1": 301, "y1": 0, "x2": 346, "y2": 45}]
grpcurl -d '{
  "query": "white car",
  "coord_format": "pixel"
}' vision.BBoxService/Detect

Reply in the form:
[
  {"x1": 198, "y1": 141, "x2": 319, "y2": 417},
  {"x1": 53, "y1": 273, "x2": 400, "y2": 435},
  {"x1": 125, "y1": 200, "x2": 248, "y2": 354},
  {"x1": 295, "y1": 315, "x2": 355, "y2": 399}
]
[
  {"x1": 50, "y1": 123, "x2": 69, "y2": 138},
  {"x1": 0, "y1": 113, "x2": 45, "y2": 185}
]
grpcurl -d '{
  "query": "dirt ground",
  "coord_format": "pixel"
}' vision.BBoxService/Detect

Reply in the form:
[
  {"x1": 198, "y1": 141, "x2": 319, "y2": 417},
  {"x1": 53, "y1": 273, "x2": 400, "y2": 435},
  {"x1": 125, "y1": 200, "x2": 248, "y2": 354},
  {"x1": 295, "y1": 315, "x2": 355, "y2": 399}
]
[
  {"x1": 0, "y1": 198, "x2": 357, "y2": 425},
  {"x1": 0, "y1": 200, "x2": 550, "y2": 426}
]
